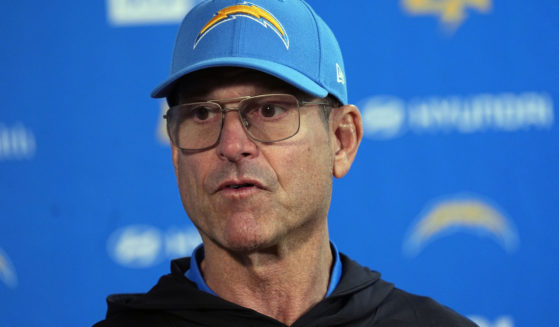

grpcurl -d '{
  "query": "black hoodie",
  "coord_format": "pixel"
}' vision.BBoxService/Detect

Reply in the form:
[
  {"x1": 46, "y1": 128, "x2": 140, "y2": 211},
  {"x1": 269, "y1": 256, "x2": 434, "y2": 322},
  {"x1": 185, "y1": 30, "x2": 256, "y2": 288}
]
[{"x1": 94, "y1": 254, "x2": 477, "y2": 326}]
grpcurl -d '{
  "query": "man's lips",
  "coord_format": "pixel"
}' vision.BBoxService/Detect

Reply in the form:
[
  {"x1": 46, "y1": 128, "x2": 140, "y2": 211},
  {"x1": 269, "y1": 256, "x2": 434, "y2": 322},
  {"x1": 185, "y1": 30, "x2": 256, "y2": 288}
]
[{"x1": 215, "y1": 178, "x2": 266, "y2": 193}]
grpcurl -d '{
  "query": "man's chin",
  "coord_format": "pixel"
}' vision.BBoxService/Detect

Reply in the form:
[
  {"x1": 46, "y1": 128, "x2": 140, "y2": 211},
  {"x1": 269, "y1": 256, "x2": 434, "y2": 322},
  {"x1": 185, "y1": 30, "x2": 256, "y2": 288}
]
[
  {"x1": 221, "y1": 233, "x2": 274, "y2": 254},
  {"x1": 219, "y1": 213, "x2": 278, "y2": 251}
]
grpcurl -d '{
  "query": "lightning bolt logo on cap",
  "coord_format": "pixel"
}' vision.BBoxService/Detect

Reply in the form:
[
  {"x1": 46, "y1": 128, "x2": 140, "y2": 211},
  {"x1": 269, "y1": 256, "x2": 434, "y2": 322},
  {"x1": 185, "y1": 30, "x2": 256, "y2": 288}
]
[{"x1": 194, "y1": 2, "x2": 289, "y2": 49}]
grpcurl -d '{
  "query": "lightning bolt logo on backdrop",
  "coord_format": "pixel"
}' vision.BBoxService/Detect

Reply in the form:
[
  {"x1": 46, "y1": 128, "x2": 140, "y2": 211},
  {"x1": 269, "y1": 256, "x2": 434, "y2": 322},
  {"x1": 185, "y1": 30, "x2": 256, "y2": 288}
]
[
  {"x1": 403, "y1": 194, "x2": 519, "y2": 256},
  {"x1": 194, "y1": 2, "x2": 289, "y2": 49},
  {"x1": 402, "y1": 0, "x2": 491, "y2": 29}
]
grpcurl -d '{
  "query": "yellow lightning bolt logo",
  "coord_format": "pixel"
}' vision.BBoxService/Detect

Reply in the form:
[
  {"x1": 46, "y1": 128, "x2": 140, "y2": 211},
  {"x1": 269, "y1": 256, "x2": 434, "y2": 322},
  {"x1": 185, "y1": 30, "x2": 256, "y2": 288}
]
[
  {"x1": 194, "y1": 3, "x2": 289, "y2": 49},
  {"x1": 403, "y1": 195, "x2": 519, "y2": 256},
  {"x1": 402, "y1": 0, "x2": 491, "y2": 30}
]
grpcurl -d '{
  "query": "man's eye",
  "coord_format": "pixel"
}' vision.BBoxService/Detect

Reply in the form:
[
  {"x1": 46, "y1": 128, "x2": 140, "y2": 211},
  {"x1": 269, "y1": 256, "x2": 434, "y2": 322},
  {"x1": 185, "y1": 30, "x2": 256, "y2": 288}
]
[
  {"x1": 259, "y1": 104, "x2": 285, "y2": 118},
  {"x1": 192, "y1": 106, "x2": 211, "y2": 121}
]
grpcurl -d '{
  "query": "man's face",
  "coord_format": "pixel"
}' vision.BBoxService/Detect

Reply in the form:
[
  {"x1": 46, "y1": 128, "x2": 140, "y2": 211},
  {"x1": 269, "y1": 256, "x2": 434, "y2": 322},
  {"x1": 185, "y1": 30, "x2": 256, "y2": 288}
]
[{"x1": 171, "y1": 69, "x2": 338, "y2": 253}]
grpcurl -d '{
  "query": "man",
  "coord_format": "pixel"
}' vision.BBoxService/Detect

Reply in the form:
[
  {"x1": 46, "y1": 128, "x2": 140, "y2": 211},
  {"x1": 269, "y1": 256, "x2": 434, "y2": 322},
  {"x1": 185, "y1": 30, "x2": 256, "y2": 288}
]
[{"x1": 95, "y1": 0, "x2": 477, "y2": 326}]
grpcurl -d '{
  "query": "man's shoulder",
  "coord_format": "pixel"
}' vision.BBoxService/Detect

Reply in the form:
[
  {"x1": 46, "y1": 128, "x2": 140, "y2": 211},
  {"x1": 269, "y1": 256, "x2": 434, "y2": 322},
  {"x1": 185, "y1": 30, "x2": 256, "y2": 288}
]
[
  {"x1": 336, "y1": 254, "x2": 477, "y2": 327},
  {"x1": 373, "y1": 287, "x2": 478, "y2": 326},
  {"x1": 92, "y1": 257, "x2": 198, "y2": 327}
]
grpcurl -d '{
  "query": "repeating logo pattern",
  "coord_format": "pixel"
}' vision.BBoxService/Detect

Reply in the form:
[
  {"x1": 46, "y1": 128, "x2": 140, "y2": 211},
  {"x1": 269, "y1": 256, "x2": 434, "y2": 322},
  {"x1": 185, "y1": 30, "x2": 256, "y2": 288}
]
[
  {"x1": 401, "y1": 0, "x2": 491, "y2": 30},
  {"x1": 157, "y1": 101, "x2": 170, "y2": 145},
  {"x1": 0, "y1": 122, "x2": 36, "y2": 161},
  {"x1": 403, "y1": 194, "x2": 519, "y2": 256},
  {"x1": 469, "y1": 315, "x2": 514, "y2": 327},
  {"x1": 0, "y1": 248, "x2": 17, "y2": 289},
  {"x1": 107, "y1": 225, "x2": 202, "y2": 268},
  {"x1": 107, "y1": 0, "x2": 195, "y2": 25},
  {"x1": 361, "y1": 92, "x2": 554, "y2": 140}
]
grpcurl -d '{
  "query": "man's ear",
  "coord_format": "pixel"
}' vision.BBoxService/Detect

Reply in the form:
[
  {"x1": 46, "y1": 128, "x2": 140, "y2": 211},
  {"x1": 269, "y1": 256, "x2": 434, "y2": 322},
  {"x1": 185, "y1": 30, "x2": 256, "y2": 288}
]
[
  {"x1": 171, "y1": 143, "x2": 180, "y2": 178},
  {"x1": 330, "y1": 104, "x2": 363, "y2": 178}
]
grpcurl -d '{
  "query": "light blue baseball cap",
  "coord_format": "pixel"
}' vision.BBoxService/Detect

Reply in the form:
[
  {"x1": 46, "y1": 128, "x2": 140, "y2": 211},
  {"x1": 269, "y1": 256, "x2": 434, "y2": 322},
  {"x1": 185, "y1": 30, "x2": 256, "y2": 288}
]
[{"x1": 151, "y1": 0, "x2": 348, "y2": 104}]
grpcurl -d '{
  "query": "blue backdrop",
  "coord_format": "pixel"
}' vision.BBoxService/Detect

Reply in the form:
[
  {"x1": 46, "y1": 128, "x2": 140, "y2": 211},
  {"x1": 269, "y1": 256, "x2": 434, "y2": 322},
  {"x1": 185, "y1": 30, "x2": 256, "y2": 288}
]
[{"x1": 1, "y1": 1, "x2": 557, "y2": 326}]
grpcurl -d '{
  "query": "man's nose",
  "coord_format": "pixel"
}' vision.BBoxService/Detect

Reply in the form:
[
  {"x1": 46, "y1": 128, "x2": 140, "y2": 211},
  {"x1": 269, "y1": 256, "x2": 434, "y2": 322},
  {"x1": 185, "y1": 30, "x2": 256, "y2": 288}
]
[{"x1": 216, "y1": 110, "x2": 258, "y2": 162}]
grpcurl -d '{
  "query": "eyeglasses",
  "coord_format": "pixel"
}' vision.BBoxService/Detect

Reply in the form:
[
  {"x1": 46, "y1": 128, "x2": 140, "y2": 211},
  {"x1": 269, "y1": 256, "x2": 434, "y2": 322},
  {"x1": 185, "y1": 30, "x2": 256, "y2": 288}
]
[{"x1": 164, "y1": 94, "x2": 329, "y2": 151}]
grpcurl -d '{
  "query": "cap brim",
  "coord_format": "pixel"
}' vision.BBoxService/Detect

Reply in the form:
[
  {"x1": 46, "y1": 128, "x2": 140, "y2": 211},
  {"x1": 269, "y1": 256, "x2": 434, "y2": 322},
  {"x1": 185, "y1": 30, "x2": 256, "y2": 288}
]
[{"x1": 150, "y1": 57, "x2": 329, "y2": 99}]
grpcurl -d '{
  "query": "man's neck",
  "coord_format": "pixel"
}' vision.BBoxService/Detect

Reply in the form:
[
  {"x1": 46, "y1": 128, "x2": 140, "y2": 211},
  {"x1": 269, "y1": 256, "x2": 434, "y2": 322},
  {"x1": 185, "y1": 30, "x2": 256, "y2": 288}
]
[{"x1": 200, "y1": 230, "x2": 333, "y2": 326}]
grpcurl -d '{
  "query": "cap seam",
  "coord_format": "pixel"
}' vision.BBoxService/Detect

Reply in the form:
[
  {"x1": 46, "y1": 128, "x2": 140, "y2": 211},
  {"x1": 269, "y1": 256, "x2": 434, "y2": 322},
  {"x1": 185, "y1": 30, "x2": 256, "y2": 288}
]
[
  {"x1": 233, "y1": 11, "x2": 242, "y2": 56},
  {"x1": 171, "y1": 0, "x2": 208, "y2": 72},
  {"x1": 300, "y1": 0, "x2": 324, "y2": 93}
]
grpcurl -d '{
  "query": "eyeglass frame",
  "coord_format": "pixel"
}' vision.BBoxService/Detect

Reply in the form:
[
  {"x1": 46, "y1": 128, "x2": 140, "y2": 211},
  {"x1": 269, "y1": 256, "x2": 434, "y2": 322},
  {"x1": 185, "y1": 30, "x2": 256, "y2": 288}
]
[{"x1": 163, "y1": 93, "x2": 331, "y2": 151}]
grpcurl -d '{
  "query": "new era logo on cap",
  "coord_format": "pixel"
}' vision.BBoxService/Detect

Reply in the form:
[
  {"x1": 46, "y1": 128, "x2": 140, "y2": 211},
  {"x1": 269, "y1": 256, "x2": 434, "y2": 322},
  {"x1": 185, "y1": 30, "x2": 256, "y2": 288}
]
[{"x1": 336, "y1": 63, "x2": 345, "y2": 85}]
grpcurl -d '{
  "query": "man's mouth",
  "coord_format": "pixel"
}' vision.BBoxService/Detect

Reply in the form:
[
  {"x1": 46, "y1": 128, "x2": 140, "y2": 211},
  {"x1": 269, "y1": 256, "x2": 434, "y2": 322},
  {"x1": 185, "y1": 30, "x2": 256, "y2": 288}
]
[
  {"x1": 216, "y1": 179, "x2": 264, "y2": 193},
  {"x1": 226, "y1": 183, "x2": 255, "y2": 190}
]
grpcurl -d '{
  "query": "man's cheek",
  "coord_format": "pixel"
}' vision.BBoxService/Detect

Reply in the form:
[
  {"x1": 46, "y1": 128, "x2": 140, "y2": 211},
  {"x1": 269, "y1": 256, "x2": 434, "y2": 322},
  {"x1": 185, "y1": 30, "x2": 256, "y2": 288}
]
[{"x1": 177, "y1": 169, "x2": 203, "y2": 208}]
